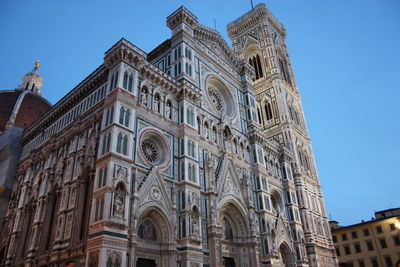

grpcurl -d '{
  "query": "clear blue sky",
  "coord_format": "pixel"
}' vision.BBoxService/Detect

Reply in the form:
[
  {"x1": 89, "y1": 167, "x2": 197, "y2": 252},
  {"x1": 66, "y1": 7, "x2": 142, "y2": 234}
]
[{"x1": 1, "y1": 0, "x2": 399, "y2": 225}]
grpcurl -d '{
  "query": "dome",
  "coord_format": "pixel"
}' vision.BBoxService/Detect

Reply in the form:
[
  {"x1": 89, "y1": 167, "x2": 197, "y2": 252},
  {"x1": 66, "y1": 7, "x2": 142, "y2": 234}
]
[{"x1": 0, "y1": 89, "x2": 51, "y2": 133}]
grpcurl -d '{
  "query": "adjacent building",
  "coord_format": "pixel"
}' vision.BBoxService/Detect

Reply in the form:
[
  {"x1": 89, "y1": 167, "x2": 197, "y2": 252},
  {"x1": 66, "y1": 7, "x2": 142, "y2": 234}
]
[
  {"x1": 330, "y1": 208, "x2": 400, "y2": 267},
  {"x1": 0, "y1": 61, "x2": 51, "y2": 227},
  {"x1": 0, "y1": 4, "x2": 337, "y2": 267}
]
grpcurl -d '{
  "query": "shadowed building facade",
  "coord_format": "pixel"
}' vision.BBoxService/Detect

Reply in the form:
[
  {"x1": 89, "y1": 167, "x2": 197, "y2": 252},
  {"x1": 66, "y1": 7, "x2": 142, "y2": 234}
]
[{"x1": 0, "y1": 4, "x2": 337, "y2": 267}]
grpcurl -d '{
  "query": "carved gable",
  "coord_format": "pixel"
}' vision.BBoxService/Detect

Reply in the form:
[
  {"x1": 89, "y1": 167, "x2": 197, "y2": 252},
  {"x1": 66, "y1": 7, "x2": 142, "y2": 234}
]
[{"x1": 136, "y1": 168, "x2": 174, "y2": 218}]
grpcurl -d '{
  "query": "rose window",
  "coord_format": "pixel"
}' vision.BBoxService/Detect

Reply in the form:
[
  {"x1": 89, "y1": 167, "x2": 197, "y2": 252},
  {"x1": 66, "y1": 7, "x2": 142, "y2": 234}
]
[
  {"x1": 208, "y1": 87, "x2": 225, "y2": 113},
  {"x1": 141, "y1": 139, "x2": 160, "y2": 164}
]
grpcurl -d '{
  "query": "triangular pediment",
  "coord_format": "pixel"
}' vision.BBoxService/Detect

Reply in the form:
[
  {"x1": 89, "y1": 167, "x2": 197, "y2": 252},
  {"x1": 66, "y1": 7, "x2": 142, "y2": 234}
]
[
  {"x1": 194, "y1": 25, "x2": 241, "y2": 69},
  {"x1": 136, "y1": 167, "x2": 174, "y2": 218},
  {"x1": 216, "y1": 157, "x2": 243, "y2": 201}
]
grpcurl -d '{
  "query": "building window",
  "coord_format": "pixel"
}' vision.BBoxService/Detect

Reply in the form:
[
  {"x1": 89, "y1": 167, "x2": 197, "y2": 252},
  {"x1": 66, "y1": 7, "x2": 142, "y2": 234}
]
[
  {"x1": 379, "y1": 238, "x2": 387, "y2": 248},
  {"x1": 342, "y1": 233, "x2": 347, "y2": 241},
  {"x1": 335, "y1": 247, "x2": 340, "y2": 256},
  {"x1": 354, "y1": 243, "x2": 361, "y2": 253},
  {"x1": 187, "y1": 139, "x2": 196, "y2": 158},
  {"x1": 185, "y1": 63, "x2": 192, "y2": 76},
  {"x1": 119, "y1": 106, "x2": 130, "y2": 127},
  {"x1": 186, "y1": 106, "x2": 195, "y2": 126},
  {"x1": 393, "y1": 235, "x2": 400, "y2": 246},
  {"x1": 97, "y1": 166, "x2": 107, "y2": 188},
  {"x1": 264, "y1": 102, "x2": 273, "y2": 121},
  {"x1": 332, "y1": 235, "x2": 337, "y2": 242},
  {"x1": 370, "y1": 258, "x2": 378, "y2": 267},
  {"x1": 116, "y1": 133, "x2": 128, "y2": 155},
  {"x1": 344, "y1": 245, "x2": 351, "y2": 255},
  {"x1": 376, "y1": 225, "x2": 383, "y2": 233},
  {"x1": 94, "y1": 197, "x2": 104, "y2": 221},
  {"x1": 366, "y1": 240, "x2": 374, "y2": 251},
  {"x1": 101, "y1": 133, "x2": 111, "y2": 154},
  {"x1": 363, "y1": 228, "x2": 370, "y2": 236},
  {"x1": 188, "y1": 163, "x2": 197, "y2": 183},
  {"x1": 389, "y1": 223, "x2": 396, "y2": 231},
  {"x1": 385, "y1": 256, "x2": 393, "y2": 267},
  {"x1": 104, "y1": 106, "x2": 114, "y2": 127},
  {"x1": 248, "y1": 54, "x2": 263, "y2": 80},
  {"x1": 351, "y1": 231, "x2": 358, "y2": 239},
  {"x1": 185, "y1": 47, "x2": 192, "y2": 60},
  {"x1": 358, "y1": 260, "x2": 365, "y2": 267}
]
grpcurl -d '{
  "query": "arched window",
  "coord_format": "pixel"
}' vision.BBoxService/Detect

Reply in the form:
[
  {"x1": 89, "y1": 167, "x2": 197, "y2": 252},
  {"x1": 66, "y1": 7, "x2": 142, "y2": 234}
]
[
  {"x1": 127, "y1": 74, "x2": 133, "y2": 92},
  {"x1": 116, "y1": 133, "x2": 122, "y2": 153},
  {"x1": 123, "y1": 71, "x2": 128, "y2": 89},
  {"x1": 257, "y1": 107, "x2": 263, "y2": 125},
  {"x1": 119, "y1": 107, "x2": 125, "y2": 125},
  {"x1": 249, "y1": 54, "x2": 264, "y2": 80},
  {"x1": 278, "y1": 57, "x2": 291, "y2": 85},
  {"x1": 265, "y1": 102, "x2": 273, "y2": 121},
  {"x1": 186, "y1": 106, "x2": 194, "y2": 126},
  {"x1": 122, "y1": 135, "x2": 128, "y2": 155},
  {"x1": 124, "y1": 109, "x2": 130, "y2": 127}
]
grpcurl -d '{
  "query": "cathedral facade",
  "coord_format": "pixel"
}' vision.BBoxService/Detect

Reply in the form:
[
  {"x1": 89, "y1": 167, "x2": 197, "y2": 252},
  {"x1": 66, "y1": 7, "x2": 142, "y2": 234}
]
[{"x1": 0, "y1": 4, "x2": 337, "y2": 267}]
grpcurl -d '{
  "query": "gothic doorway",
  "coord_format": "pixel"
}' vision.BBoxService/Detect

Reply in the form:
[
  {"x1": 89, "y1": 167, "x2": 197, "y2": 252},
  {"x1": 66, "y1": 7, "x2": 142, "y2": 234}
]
[
  {"x1": 223, "y1": 257, "x2": 235, "y2": 267},
  {"x1": 135, "y1": 208, "x2": 175, "y2": 267},
  {"x1": 278, "y1": 243, "x2": 294, "y2": 267},
  {"x1": 219, "y1": 201, "x2": 251, "y2": 267},
  {"x1": 137, "y1": 258, "x2": 156, "y2": 267}
]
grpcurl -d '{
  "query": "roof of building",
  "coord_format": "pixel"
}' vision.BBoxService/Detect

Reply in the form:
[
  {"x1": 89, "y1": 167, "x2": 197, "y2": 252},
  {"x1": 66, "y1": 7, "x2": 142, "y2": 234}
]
[
  {"x1": 0, "y1": 90, "x2": 51, "y2": 133},
  {"x1": 330, "y1": 207, "x2": 400, "y2": 232}
]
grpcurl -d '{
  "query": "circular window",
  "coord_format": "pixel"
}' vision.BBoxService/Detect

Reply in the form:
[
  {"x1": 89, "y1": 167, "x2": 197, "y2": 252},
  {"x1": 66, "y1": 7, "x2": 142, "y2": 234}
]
[
  {"x1": 138, "y1": 129, "x2": 170, "y2": 168},
  {"x1": 205, "y1": 77, "x2": 236, "y2": 119},
  {"x1": 141, "y1": 139, "x2": 160, "y2": 164},
  {"x1": 208, "y1": 86, "x2": 225, "y2": 113}
]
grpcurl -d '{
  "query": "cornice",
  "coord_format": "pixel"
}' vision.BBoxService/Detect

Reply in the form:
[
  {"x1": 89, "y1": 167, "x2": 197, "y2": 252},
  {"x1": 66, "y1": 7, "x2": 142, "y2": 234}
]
[
  {"x1": 194, "y1": 25, "x2": 242, "y2": 70},
  {"x1": 227, "y1": 4, "x2": 285, "y2": 39}
]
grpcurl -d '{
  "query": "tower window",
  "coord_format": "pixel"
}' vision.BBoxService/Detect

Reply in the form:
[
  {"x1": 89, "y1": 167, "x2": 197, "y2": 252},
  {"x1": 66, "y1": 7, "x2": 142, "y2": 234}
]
[{"x1": 249, "y1": 54, "x2": 263, "y2": 80}]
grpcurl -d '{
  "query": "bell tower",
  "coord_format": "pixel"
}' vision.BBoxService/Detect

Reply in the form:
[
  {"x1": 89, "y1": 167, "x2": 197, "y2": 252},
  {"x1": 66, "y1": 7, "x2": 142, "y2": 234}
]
[{"x1": 228, "y1": 4, "x2": 337, "y2": 266}]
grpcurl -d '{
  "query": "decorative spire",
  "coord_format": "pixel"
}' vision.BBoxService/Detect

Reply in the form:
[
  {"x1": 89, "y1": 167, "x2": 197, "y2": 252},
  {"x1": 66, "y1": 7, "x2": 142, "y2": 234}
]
[{"x1": 18, "y1": 60, "x2": 43, "y2": 94}]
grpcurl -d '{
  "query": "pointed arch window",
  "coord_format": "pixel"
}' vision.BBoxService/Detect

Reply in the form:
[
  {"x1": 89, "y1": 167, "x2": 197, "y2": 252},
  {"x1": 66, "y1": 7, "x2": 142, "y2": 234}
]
[
  {"x1": 249, "y1": 54, "x2": 264, "y2": 80},
  {"x1": 119, "y1": 107, "x2": 125, "y2": 125},
  {"x1": 127, "y1": 74, "x2": 133, "y2": 92},
  {"x1": 123, "y1": 71, "x2": 128, "y2": 89},
  {"x1": 265, "y1": 102, "x2": 273, "y2": 121},
  {"x1": 116, "y1": 133, "x2": 128, "y2": 155}
]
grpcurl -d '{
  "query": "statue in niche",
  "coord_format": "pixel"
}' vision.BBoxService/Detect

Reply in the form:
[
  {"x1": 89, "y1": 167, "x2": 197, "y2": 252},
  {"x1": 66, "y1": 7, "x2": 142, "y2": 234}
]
[
  {"x1": 191, "y1": 212, "x2": 199, "y2": 237},
  {"x1": 153, "y1": 93, "x2": 161, "y2": 113},
  {"x1": 165, "y1": 100, "x2": 172, "y2": 120},
  {"x1": 113, "y1": 183, "x2": 125, "y2": 218},
  {"x1": 113, "y1": 193, "x2": 124, "y2": 218},
  {"x1": 140, "y1": 88, "x2": 148, "y2": 105}
]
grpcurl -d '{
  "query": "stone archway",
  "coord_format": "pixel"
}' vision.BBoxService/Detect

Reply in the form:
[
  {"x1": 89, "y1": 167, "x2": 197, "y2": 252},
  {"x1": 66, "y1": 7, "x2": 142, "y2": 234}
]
[
  {"x1": 277, "y1": 242, "x2": 295, "y2": 267},
  {"x1": 135, "y1": 208, "x2": 175, "y2": 267},
  {"x1": 219, "y1": 201, "x2": 251, "y2": 267}
]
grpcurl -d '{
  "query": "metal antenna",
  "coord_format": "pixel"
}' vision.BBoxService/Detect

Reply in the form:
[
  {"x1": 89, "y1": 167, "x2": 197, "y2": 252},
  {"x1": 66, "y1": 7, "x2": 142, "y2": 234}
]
[
  {"x1": 250, "y1": 0, "x2": 254, "y2": 10},
  {"x1": 213, "y1": 19, "x2": 217, "y2": 30}
]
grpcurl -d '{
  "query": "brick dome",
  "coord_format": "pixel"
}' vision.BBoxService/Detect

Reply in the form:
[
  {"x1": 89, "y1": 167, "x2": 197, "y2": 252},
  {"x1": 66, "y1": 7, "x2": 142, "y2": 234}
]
[{"x1": 0, "y1": 90, "x2": 51, "y2": 133}]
